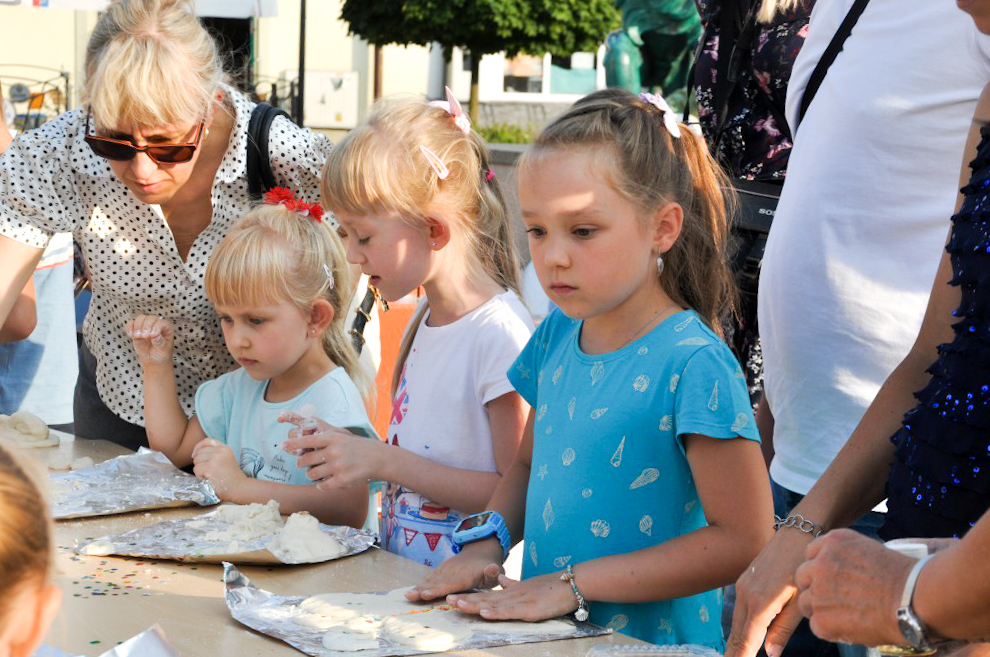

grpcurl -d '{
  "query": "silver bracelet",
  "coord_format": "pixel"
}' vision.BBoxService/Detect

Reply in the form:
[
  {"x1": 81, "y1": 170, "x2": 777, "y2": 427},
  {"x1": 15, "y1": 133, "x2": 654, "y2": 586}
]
[
  {"x1": 773, "y1": 513, "x2": 827, "y2": 537},
  {"x1": 560, "y1": 564, "x2": 590, "y2": 621}
]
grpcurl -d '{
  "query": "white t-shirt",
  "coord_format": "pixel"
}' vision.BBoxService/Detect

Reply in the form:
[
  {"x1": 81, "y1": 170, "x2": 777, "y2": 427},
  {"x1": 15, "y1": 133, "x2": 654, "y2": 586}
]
[
  {"x1": 381, "y1": 290, "x2": 534, "y2": 566},
  {"x1": 759, "y1": 0, "x2": 990, "y2": 496}
]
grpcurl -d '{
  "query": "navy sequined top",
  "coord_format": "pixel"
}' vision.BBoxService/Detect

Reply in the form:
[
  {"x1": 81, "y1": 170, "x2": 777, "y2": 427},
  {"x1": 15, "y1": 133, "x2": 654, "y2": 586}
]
[{"x1": 881, "y1": 124, "x2": 990, "y2": 540}]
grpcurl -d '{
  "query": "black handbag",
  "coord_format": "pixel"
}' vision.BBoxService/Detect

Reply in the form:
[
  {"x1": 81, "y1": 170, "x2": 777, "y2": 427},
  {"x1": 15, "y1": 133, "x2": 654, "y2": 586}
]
[{"x1": 246, "y1": 103, "x2": 378, "y2": 355}]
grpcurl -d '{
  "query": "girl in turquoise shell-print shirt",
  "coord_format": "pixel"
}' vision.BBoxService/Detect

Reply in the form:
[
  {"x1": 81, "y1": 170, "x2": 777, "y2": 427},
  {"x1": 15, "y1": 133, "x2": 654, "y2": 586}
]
[{"x1": 406, "y1": 88, "x2": 774, "y2": 648}]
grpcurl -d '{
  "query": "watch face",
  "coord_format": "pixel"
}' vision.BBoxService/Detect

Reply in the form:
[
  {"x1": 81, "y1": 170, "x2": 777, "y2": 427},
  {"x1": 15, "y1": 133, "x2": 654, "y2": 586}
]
[
  {"x1": 455, "y1": 512, "x2": 493, "y2": 533},
  {"x1": 895, "y1": 609, "x2": 935, "y2": 655}
]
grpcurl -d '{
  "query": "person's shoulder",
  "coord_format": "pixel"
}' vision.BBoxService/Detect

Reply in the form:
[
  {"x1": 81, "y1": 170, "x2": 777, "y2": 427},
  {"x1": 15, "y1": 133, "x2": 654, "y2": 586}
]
[
  {"x1": 199, "y1": 367, "x2": 254, "y2": 396},
  {"x1": 474, "y1": 291, "x2": 536, "y2": 333},
  {"x1": 659, "y1": 311, "x2": 733, "y2": 361},
  {"x1": 5, "y1": 109, "x2": 90, "y2": 164}
]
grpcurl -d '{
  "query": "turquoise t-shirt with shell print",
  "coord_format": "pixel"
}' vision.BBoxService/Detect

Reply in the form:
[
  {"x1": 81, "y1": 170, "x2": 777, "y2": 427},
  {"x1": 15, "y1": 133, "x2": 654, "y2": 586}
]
[{"x1": 507, "y1": 308, "x2": 759, "y2": 649}]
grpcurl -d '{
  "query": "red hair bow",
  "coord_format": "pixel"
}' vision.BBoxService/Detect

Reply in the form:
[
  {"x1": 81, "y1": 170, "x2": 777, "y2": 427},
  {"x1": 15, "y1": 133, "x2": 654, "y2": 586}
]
[{"x1": 263, "y1": 186, "x2": 325, "y2": 222}]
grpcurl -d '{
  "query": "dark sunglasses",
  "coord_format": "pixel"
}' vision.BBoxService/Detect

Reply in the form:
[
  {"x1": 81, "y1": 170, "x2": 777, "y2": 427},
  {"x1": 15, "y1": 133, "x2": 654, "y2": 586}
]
[{"x1": 84, "y1": 109, "x2": 205, "y2": 164}]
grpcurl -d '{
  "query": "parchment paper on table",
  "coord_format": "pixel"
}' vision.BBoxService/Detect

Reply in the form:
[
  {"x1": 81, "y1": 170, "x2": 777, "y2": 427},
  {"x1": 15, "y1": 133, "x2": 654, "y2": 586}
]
[
  {"x1": 0, "y1": 411, "x2": 58, "y2": 447},
  {"x1": 50, "y1": 448, "x2": 220, "y2": 520},
  {"x1": 76, "y1": 500, "x2": 375, "y2": 565},
  {"x1": 223, "y1": 563, "x2": 610, "y2": 656}
]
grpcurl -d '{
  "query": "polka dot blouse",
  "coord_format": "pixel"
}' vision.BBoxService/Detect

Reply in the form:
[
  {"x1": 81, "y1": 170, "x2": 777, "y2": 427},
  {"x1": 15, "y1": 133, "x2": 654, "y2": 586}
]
[{"x1": 0, "y1": 84, "x2": 333, "y2": 426}]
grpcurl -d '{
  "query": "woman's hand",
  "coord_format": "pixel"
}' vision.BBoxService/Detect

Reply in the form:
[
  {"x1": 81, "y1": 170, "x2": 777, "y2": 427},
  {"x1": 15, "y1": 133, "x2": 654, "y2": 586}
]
[
  {"x1": 726, "y1": 527, "x2": 815, "y2": 657},
  {"x1": 281, "y1": 415, "x2": 386, "y2": 490},
  {"x1": 446, "y1": 570, "x2": 580, "y2": 622},
  {"x1": 795, "y1": 529, "x2": 914, "y2": 647},
  {"x1": 191, "y1": 438, "x2": 248, "y2": 498},
  {"x1": 406, "y1": 540, "x2": 505, "y2": 602},
  {"x1": 126, "y1": 315, "x2": 174, "y2": 366}
]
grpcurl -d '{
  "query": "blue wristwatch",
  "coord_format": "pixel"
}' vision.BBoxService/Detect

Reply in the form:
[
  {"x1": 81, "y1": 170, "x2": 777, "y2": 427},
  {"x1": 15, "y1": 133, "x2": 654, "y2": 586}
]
[{"x1": 450, "y1": 511, "x2": 511, "y2": 560}]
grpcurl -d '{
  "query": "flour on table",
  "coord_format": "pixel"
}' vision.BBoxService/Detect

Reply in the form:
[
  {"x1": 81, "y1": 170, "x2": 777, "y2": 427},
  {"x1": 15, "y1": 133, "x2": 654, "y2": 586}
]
[
  {"x1": 382, "y1": 610, "x2": 474, "y2": 651},
  {"x1": 268, "y1": 512, "x2": 345, "y2": 563}
]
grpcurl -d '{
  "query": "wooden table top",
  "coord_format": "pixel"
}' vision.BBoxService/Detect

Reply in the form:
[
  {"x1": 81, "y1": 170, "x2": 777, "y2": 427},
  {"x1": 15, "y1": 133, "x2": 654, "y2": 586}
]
[{"x1": 27, "y1": 436, "x2": 636, "y2": 656}]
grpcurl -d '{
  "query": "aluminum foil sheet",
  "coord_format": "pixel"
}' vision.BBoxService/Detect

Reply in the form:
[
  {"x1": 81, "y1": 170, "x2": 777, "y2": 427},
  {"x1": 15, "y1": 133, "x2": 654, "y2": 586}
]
[
  {"x1": 51, "y1": 448, "x2": 220, "y2": 519},
  {"x1": 31, "y1": 625, "x2": 178, "y2": 657},
  {"x1": 75, "y1": 508, "x2": 376, "y2": 564},
  {"x1": 223, "y1": 563, "x2": 611, "y2": 656}
]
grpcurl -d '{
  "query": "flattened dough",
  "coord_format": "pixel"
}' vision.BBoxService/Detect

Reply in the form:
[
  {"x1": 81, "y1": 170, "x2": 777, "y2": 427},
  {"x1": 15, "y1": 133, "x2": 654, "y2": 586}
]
[
  {"x1": 299, "y1": 591, "x2": 414, "y2": 620},
  {"x1": 464, "y1": 616, "x2": 575, "y2": 636},
  {"x1": 382, "y1": 611, "x2": 473, "y2": 652},
  {"x1": 321, "y1": 624, "x2": 380, "y2": 652}
]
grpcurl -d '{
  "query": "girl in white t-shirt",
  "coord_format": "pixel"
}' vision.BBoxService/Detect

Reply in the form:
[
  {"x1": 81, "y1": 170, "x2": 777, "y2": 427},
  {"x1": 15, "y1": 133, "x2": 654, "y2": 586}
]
[
  {"x1": 128, "y1": 192, "x2": 376, "y2": 527},
  {"x1": 283, "y1": 89, "x2": 534, "y2": 567}
]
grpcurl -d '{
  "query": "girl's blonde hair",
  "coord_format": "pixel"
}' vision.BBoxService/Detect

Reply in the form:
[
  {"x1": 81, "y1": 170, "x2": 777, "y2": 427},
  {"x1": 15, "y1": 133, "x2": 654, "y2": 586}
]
[
  {"x1": 0, "y1": 441, "x2": 54, "y2": 623},
  {"x1": 204, "y1": 203, "x2": 373, "y2": 399},
  {"x1": 83, "y1": 0, "x2": 223, "y2": 129},
  {"x1": 320, "y1": 96, "x2": 521, "y2": 393},
  {"x1": 521, "y1": 88, "x2": 737, "y2": 335}
]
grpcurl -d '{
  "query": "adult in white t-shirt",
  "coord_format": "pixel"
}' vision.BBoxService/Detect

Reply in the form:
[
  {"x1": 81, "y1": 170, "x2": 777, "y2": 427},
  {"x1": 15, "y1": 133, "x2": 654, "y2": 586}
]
[{"x1": 760, "y1": 0, "x2": 990, "y2": 504}]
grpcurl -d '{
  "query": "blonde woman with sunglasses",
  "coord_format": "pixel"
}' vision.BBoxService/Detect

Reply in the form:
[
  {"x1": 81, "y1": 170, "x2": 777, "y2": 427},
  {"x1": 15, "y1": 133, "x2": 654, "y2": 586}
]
[{"x1": 0, "y1": 0, "x2": 346, "y2": 449}]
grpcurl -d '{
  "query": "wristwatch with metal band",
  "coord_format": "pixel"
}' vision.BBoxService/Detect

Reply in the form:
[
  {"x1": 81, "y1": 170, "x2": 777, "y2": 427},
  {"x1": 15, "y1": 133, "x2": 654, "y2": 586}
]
[{"x1": 896, "y1": 554, "x2": 934, "y2": 652}]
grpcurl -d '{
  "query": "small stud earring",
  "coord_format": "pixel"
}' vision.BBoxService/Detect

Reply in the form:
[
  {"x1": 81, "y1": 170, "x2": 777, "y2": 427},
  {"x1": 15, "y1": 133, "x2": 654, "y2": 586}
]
[
  {"x1": 431, "y1": 241, "x2": 438, "y2": 248},
  {"x1": 656, "y1": 254, "x2": 664, "y2": 277}
]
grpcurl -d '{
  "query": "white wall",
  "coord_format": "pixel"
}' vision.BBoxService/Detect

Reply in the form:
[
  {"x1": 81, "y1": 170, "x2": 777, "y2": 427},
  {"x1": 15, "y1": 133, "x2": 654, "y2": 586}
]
[
  {"x1": 0, "y1": 0, "x2": 434, "y2": 126},
  {"x1": 0, "y1": 6, "x2": 98, "y2": 109}
]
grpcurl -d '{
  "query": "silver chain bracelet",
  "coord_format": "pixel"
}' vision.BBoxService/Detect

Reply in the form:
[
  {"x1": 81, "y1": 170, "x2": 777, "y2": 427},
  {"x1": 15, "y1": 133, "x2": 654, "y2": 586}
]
[{"x1": 773, "y1": 513, "x2": 826, "y2": 537}]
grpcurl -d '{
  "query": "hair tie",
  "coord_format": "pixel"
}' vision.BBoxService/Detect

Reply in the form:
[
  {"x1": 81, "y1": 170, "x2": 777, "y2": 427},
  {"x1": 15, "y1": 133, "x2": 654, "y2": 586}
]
[
  {"x1": 263, "y1": 186, "x2": 325, "y2": 222},
  {"x1": 485, "y1": 168, "x2": 495, "y2": 182},
  {"x1": 638, "y1": 92, "x2": 681, "y2": 139},
  {"x1": 428, "y1": 86, "x2": 472, "y2": 135}
]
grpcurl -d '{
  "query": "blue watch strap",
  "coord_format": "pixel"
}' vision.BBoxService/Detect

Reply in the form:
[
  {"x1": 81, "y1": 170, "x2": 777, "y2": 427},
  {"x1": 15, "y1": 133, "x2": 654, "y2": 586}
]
[{"x1": 451, "y1": 511, "x2": 511, "y2": 560}]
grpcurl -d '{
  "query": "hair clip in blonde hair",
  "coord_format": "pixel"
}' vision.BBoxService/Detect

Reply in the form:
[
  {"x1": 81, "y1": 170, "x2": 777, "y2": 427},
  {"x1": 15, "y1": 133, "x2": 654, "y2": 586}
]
[
  {"x1": 429, "y1": 86, "x2": 472, "y2": 134},
  {"x1": 638, "y1": 92, "x2": 681, "y2": 139},
  {"x1": 419, "y1": 145, "x2": 450, "y2": 180},
  {"x1": 322, "y1": 263, "x2": 335, "y2": 290}
]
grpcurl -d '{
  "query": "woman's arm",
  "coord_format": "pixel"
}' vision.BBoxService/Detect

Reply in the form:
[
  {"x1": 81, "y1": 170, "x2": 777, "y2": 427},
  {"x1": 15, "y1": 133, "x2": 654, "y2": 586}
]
[
  {"x1": 286, "y1": 390, "x2": 529, "y2": 515},
  {"x1": 0, "y1": 275, "x2": 36, "y2": 343},
  {"x1": 725, "y1": 84, "x2": 990, "y2": 657},
  {"x1": 0, "y1": 236, "x2": 43, "y2": 332},
  {"x1": 795, "y1": 518, "x2": 990, "y2": 646}
]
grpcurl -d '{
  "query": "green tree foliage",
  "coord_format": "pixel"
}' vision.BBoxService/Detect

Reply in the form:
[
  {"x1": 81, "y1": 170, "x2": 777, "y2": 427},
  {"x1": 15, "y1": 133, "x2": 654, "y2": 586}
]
[{"x1": 341, "y1": 0, "x2": 620, "y2": 117}]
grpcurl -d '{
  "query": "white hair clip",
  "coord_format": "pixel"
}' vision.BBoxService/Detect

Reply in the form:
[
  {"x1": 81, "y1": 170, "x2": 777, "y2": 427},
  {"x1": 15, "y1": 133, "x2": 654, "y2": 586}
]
[
  {"x1": 419, "y1": 144, "x2": 450, "y2": 180},
  {"x1": 639, "y1": 92, "x2": 681, "y2": 139},
  {"x1": 322, "y1": 263, "x2": 335, "y2": 290},
  {"x1": 429, "y1": 86, "x2": 472, "y2": 135}
]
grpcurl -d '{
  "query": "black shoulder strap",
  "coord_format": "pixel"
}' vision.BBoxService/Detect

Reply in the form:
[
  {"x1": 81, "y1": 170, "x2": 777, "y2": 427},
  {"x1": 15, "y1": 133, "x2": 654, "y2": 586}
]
[
  {"x1": 797, "y1": 0, "x2": 870, "y2": 127},
  {"x1": 246, "y1": 102, "x2": 291, "y2": 200}
]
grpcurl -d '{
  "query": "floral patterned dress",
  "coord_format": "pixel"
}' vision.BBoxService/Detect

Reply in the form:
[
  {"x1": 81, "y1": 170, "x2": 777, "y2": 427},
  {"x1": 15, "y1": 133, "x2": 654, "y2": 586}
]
[{"x1": 693, "y1": 0, "x2": 815, "y2": 180}]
